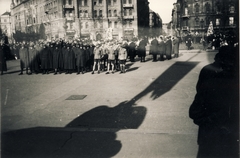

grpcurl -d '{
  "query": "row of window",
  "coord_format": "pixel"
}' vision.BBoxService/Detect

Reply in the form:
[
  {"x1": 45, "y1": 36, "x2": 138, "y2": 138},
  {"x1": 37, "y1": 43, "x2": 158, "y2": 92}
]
[
  {"x1": 192, "y1": 17, "x2": 235, "y2": 26},
  {"x1": 184, "y1": 2, "x2": 235, "y2": 15},
  {"x1": 78, "y1": 0, "x2": 132, "y2": 6}
]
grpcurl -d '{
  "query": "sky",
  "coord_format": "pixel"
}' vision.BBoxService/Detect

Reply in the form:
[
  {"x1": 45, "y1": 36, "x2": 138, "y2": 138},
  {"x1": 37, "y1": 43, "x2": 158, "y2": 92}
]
[
  {"x1": 0, "y1": 0, "x2": 176, "y2": 23},
  {"x1": 149, "y1": 0, "x2": 176, "y2": 23}
]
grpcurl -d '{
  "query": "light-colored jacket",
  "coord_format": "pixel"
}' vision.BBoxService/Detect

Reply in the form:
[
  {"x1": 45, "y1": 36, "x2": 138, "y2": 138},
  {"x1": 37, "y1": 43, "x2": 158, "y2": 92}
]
[{"x1": 118, "y1": 47, "x2": 127, "y2": 60}]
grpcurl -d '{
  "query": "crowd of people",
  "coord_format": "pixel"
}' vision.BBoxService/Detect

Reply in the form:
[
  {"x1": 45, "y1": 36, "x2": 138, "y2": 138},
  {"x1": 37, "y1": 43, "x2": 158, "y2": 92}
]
[{"x1": 1, "y1": 35, "x2": 181, "y2": 75}]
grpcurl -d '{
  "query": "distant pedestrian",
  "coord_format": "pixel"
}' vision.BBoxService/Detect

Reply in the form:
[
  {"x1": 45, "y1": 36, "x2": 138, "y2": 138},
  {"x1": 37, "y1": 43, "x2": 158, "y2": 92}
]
[
  {"x1": 19, "y1": 41, "x2": 29, "y2": 75},
  {"x1": 186, "y1": 37, "x2": 192, "y2": 50},
  {"x1": 0, "y1": 39, "x2": 7, "y2": 75},
  {"x1": 172, "y1": 36, "x2": 180, "y2": 58}
]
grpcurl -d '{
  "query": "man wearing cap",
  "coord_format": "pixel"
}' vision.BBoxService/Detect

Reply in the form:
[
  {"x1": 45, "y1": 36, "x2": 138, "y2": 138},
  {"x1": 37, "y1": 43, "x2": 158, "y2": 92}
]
[
  {"x1": 106, "y1": 42, "x2": 115, "y2": 74},
  {"x1": 118, "y1": 42, "x2": 128, "y2": 73},
  {"x1": 92, "y1": 43, "x2": 102, "y2": 74}
]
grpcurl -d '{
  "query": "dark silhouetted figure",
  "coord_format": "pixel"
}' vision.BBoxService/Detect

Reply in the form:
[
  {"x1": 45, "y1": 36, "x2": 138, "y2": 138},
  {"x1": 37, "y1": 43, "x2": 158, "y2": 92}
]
[{"x1": 189, "y1": 46, "x2": 239, "y2": 158}]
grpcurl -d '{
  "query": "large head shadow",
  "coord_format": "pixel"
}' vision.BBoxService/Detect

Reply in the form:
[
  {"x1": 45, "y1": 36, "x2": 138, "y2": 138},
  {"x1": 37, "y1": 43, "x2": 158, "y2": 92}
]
[{"x1": 2, "y1": 60, "x2": 199, "y2": 158}]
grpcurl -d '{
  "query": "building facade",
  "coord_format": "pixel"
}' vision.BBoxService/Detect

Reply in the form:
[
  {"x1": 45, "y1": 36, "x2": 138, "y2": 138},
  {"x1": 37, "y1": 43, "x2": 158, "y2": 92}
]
[
  {"x1": 0, "y1": 11, "x2": 12, "y2": 38},
  {"x1": 10, "y1": 0, "x2": 150, "y2": 41},
  {"x1": 149, "y1": 9, "x2": 162, "y2": 37},
  {"x1": 172, "y1": 0, "x2": 238, "y2": 41}
]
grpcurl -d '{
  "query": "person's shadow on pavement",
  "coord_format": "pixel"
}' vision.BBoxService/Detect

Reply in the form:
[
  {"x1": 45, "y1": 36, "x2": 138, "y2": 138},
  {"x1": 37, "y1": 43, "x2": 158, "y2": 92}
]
[{"x1": 1, "y1": 100, "x2": 147, "y2": 158}]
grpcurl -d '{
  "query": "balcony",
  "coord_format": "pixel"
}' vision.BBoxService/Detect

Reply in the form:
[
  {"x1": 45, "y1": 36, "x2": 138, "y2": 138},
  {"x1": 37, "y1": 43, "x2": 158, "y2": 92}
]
[
  {"x1": 63, "y1": 4, "x2": 74, "y2": 9},
  {"x1": 123, "y1": 4, "x2": 134, "y2": 8},
  {"x1": 123, "y1": 15, "x2": 134, "y2": 20}
]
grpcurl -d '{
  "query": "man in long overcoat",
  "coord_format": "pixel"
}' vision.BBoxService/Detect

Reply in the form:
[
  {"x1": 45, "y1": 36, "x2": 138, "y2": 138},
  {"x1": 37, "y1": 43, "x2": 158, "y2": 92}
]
[
  {"x1": 74, "y1": 44, "x2": 86, "y2": 74},
  {"x1": 158, "y1": 36, "x2": 165, "y2": 61},
  {"x1": 189, "y1": 46, "x2": 239, "y2": 158},
  {"x1": 40, "y1": 43, "x2": 51, "y2": 74},
  {"x1": 0, "y1": 39, "x2": 7, "y2": 75},
  {"x1": 165, "y1": 36, "x2": 172, "y2": 60},
  {"x1": 138, "y1": 37, "x2": 147, "y2": 62},
  {"x1": 19, "y1": 41, "x2": 29, "y2": 75},
  {"x1": 63, "y1": 44, "x2": 75, "y2": 74},
  {"x1": 172, "y1": 36, "x2": 180, "y2": 58},
  {"x1": 28, "y1": 42, "x2": 39, "y2": 74},
  {"x1": 150, "y1": 37, "x2": 159, "y2": 62},
  {"x1": 52, "y1": 44, "x2": 63, "y2": 75}
]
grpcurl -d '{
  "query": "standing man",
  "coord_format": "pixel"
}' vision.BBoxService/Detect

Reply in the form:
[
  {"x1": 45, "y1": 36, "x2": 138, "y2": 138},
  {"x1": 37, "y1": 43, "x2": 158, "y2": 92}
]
[
  {"x1": 138, "y1": 37, "x2": 147, "y2": 62},
  {"x1": 106, "y1": 42, "x2": 116, "y2": 74},
  {"x1": 0, "y1": 39, "x2": 7, "y2": 75},
  {"x1": 28, "y1": 42, "x2": 39, "y2": 74},
  {"x1": 165, "y1": 36, "x2": 172, "y2": 60},
  {"x1": 52, "y1": 43, "x2": 62, "y2": 75},
  {"x1": 118, "y1": 42, "x2": 128, "y2": 73},
  {"x1": 19, "y1": 41, "x2": 29, "y2": 75},
  {"x1": 40, "y1": 42, "x2": 50, "y2": 74},
  {"x1": 172, "y1": 36, "x2": 180, "y2": 58},
  {"x1": 150, "y1": 37, "x2": 159, "y2": 62},
  {"x1": 189, "y1": 46, "x2": 239, "y2": 158},
  {"x1": 128, "y1": 38, "x2": 137, "y2": 62},
  {"x1": 158, "y1": 36, "x2": 165, "y2": 61}
]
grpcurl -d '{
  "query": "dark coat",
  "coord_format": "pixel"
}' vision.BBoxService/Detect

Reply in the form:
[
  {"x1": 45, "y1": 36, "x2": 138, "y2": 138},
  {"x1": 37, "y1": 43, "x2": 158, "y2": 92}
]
[
  {"x1": 172, "y1": 38, "x2": 180, "y2": 55},
  {"x1": 189, "y1": 57, "x2": 239, "y2": 157},
  {"x1": 128, "y1": 42, "x2": 136, "y2": 57},
  {"x1": 40, "y1": 47, "x2": 51, "y2": 69},
  {"x1": 150, "y1": 39, "x2": 159, "y2": 55},
  {"x1": 75, "y1": 48, "x2": 86, "y2": 67},
  {"x1": 0, "y1": 45, "x2": 7, "y2": 71},
  {"x1": 165, "y1": 39, "x2": 172, "y2": 58},
  {"x1": 52, "y1": 47, "x2": 63, "y2": 69},
  {"x1": 19, "y1": 46, "x2": 29, "y2": 69},
  {"x1": 138, "y1": 39, "x2": 147, "y2": 57},
  {"x1": 63, "y1": 48, "x2": 75, "y2": 70},
  {"x1": 158, "y1": 41, "x2": 165, "y2": 55},
  {"x1": 28, "y1": 47, "x2": 39, "y2": 71}
]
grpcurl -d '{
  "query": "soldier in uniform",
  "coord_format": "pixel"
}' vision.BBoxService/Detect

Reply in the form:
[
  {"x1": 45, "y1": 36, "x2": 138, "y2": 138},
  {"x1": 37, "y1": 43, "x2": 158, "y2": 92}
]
[{"x1": 28, "y1": 42, "x2": 39, "y2": 74}]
